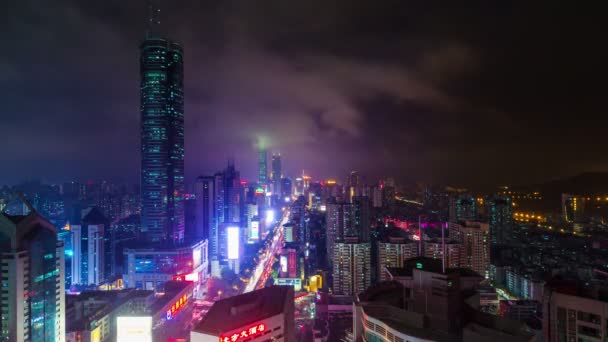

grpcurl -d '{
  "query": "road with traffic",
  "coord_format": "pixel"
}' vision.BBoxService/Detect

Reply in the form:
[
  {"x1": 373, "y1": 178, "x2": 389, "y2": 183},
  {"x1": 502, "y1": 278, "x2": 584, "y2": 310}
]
[{"x1": 243, "y1": 209, "x2": 289, "y2": 293}]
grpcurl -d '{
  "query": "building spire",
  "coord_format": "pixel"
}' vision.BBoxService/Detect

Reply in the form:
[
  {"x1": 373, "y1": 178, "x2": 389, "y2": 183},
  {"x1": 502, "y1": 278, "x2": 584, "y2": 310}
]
[{"x1": 146, "y1": 0, "x2": 161, "y2": 38}]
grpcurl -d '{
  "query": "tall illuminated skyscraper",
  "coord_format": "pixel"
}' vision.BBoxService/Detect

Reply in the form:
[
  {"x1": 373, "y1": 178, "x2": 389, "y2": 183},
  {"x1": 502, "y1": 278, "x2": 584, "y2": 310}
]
[
  {"x1": 258, "y1": 148, "x2": 268, "y2": 186},
  {"x1": 271, "y1": 153, "x2": 282, "y2": 195},
  {"x1": 140, "y1": 1, "x2": 185, "y2": 243}
]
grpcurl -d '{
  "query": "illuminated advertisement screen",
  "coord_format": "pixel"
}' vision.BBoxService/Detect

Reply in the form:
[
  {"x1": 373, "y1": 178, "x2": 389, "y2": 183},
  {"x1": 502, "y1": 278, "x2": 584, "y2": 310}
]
[
  {"x1": 220, "y1": 323, "x2": 266, "y2": 342},
  {"x1": 280, "y1": 255, "x2": 288, "y2": 273},
  {"x1": 91, "y1": 326, "x2": 101, "y2": 342},
  {"x1": 116, "y1": 316, "x2": 152, "y2": 342},
  {"x1": 192, "y1": 246, "x2": 202, "y2": 269},
  {"x1": 265, "y1": 210, "x2": 275, "y2": 225},
  {"x1": 227, "y1": 226, "x2": 240, "y2": 260},
  {"x1": 250, "y1": 221, "x2": 259, "y2": 240},
  {"x1": 275, "y1": 278, "x2": 302, "y2": 291}
]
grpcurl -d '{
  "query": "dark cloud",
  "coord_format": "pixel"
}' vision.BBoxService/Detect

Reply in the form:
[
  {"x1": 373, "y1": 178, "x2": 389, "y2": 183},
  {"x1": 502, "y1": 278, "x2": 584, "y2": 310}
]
[{"x1": 0, "y1": 1, "x2": 606, "y2": 187}]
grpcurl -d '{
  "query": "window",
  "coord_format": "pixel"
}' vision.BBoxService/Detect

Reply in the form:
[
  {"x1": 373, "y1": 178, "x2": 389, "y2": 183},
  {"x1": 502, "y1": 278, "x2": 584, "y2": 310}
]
[
  {"x1": 577, "y1": 325, "x2": 600, "y2": 338},
  {"x1": 577, "y1": 311, "x2": 601, "y2": 325}
]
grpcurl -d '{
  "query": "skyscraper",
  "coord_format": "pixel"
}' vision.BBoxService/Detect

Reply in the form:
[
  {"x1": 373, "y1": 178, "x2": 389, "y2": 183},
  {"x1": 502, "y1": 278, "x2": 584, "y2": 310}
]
[
  {"x1": 352, "y1": 196, "x2": 370, "y2": 242},
  {"x1": 0, "y1": 198, "x2": 66, "y2": 342},
  {"x1": 271, "y1": 153, "x2": 282, "y2": 196},
  {"x1": 140, "y1": 1, "x2": 185, "y2": 244},
  {"x1": 332, "y1": 238, "x2": 371, "y2": 296},
  {"x1": 258, "y1": 148, "x2": 268, "y2": 186},
  {"x1": 449, "y1": 221, "x2": 490, "y2": 278},
  {"x1": 377, "y1": 236, "x2": 418, "y2": 282},
  {"x1": 71, "y1": 207, "x2": 108, "y2": 286},
  {"x1": 325, "y1": 202, "x2": 355, "y2": 267},
  {"x1": 488, "y1": 195, "x2": 512, "y2": 245},
  {"x1": 448, "y1": 195, "x2": 477, "y2": 223},
  {"x1": 195, "y1": 176, "x2": 215, "y2": 241}
]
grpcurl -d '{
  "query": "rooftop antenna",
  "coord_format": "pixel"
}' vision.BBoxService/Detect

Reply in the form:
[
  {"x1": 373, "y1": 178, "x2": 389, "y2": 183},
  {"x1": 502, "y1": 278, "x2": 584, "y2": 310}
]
[
  {"x1": 146, "y1": 0, "x2": 161, "y2": 38},
  {"x1": 442, "y1": 221, "x2": 446, "y2": 273}
]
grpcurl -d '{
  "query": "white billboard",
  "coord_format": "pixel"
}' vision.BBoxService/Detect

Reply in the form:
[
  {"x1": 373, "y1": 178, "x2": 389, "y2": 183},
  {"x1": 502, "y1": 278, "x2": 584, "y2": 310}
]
[
  {"x1": 192, "y1": 245, "x2": 202, "y2": 269},
  {"x1": 250, "y1": 221, "x2": 260, "y2": 240},
  {"x1": 117, "y1": 316, "x2": 152, "y2": 342},
  {"x1": 265, "y1": 209, "x2": 275, "y2": 225},
  {"x1": 280, "y1": 255, "x2": 288, "y2": 273},
  {"x1": 227, "y1": 226, "x2": 240, "y2": 260}
]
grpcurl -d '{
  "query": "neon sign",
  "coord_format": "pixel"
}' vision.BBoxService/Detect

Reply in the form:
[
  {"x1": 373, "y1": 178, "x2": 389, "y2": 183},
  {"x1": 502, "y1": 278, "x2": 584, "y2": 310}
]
[
  {"x1": 220, "y1": 323, "x2": 266, "y2": 342},
  {"x1": 166, "y1": 294, "x2": 188, "y2": 320},
  {"x1": 172, "y1": 272, "x2": 198, "y2": 282}
]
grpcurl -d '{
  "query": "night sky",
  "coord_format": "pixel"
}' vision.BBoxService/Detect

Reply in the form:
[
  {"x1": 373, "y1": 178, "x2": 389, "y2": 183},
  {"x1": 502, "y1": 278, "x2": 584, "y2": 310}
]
[{"x1": 2, "y1": 1, "x2": 606, "y2": 187}]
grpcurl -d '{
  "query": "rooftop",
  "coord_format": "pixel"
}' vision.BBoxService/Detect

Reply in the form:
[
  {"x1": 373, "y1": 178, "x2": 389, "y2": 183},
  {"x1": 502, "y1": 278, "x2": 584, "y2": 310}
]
[
  {"x1": 194, "y1": 286, "x2": 293, "y2": 336},
  {"x1": 387, "y1": 257, "x2": 483, "y2": 278}
]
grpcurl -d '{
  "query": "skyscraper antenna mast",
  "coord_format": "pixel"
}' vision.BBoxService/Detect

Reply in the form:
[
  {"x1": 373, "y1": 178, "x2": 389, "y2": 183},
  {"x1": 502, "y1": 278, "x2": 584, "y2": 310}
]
[{"x1": 146, "y1": 0, "x2": 161, "y2": 38}]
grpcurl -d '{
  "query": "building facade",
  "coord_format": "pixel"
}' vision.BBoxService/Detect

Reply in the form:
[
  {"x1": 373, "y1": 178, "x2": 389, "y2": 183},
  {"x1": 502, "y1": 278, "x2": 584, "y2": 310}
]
[
  {"x1": 123, "y1": 239, "x2": 208, "y2": 293},
  {"x1": 270, "y1": 153, "x2": 281, "y2": 196},
  {"x1": 1, "y1": 204, "x2": 66, "y2": 342},
  {"x1": 543, "y1": 286, "x2": 608, "y2": 342},
  {"x1": 333, "y1": 240, "x2": 371, "y2": 296},
  {"x1": 195, "y1": 176, "x2": 215, "y2": 241},
  {"x1": 140, "y1": 33, "x2": 185, "y2": 243},
  {"x1": 449, "y1": 221, "x2": 490, "y2": 278},
  {"x1": 377, "y1": 238, "x2": 418, "y2": 282},
  {"x1": 191, "y1": 286, "x2": 294, "y2": 342}
]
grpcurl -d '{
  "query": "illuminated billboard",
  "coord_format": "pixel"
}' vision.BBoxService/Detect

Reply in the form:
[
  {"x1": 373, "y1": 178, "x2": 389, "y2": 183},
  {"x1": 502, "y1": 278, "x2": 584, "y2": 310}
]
[
  {"x1": 265, "y1": 209, "x2": 275, "y2": 225},
  {"x1": 276, "y1": 278, "x2": 302, "y2": 291},
  {"x1": 220, "y1": 323, "x2": 266, "y2": 342},
  {"x1": 227, "y1": 226, "x2": 240, "y2": 260},
  {"x1": 116, "y1": 316, "x2": 152, "y2": 342},
  {"x1": 166, "y1": 293, "x2": 189, "y2": 320},
  {"x1": 250, "y1": 221, "x2": 259, "y2": 240},
  {"x1": 280, "y1": 255, "x2": 288, "y2": 273},
  {"x1": 192, "y1": 245, "x2": 202, "y2": 269},
  {"x1": 91, "y1": 326, "x2": 101, "y2": 342}
]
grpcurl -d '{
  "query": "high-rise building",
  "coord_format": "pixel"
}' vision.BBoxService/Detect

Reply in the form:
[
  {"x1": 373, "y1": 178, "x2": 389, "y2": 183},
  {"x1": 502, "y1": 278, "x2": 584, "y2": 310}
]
[
  {"x1": 219, "y1": 162, "x2": 241, "y2": 224},
  {"x1": 449, "y1": 194, "x2": 477, "y2": 223},
  {"x1": 354, "y1": 258, "x2": 534, "y2": 341},
  {"x1": 0, "y1": 199, "x2": 66, "y2": 342},
  {"x1": 332, "y1": 239, "x2": 371, "y2": 296},
  {"x1": 325, "y1": 202, "x2": 355, "y2": 267},
  {"x1": 140, "y1": 1, "x2": 185, "y2": 244},
  {"x1": 372, "y1": 186, "x2": 383, "y2": 208},
  {"x1": 488, "y1": 195, "x2": 513, "y2": 245},
  {"x1": 123, "y1": 239, "x2": 208, "y2": 290},
  {"x1": 449, "y1": 221, "x2": 490, "y2": 278},
  {"x1": 191, "y1": 286, "x2": 295, "y2": 342},
  {"x1": 271, "y1": 153, "x2": 282, "y2": 196},
  {"x1": 377, "y1": 237, "x2": 418, "y2": 282},
  {"x1": 352, "y1": 196, "x2": 370, "y2": 242},
  {"x1": 71, "y1": 207, "x2": 108, "y2": 286},
  {"x1": 424, "y1": 240, "x2": 464, "y2": 269},
  {"x1": 280, "y1": 178, "x2": 292, "y2": 199},
  {"x1": 195, "y1": 176, "x2": 215, "y2": 241},
  {"x1": 543, "y1": 279, "x2": 608, "y2": 342},
  {"x1": 258, "y1": 148, "x2": 268, "y2": 186}
]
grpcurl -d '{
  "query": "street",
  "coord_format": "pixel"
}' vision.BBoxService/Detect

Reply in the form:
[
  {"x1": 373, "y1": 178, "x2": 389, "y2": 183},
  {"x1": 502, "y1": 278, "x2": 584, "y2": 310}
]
[{"x1": 243, "y1": 209, "x2": 289, "y2": 293}]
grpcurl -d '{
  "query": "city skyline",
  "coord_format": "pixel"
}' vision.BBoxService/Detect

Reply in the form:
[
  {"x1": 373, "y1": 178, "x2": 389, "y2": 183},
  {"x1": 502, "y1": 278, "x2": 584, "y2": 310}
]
[
  {"x1": 2, "y1": 2, "x2": 606, "y2": 187},
  {"x1": 3, "y1": 2, "x2": 608, "y2": 342}
]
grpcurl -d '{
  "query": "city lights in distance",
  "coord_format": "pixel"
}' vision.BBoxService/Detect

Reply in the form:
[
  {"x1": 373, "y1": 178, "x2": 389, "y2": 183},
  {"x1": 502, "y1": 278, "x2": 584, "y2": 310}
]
[{"x1": 220, "y1": 323, "x2": 266, "y2": 342}]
